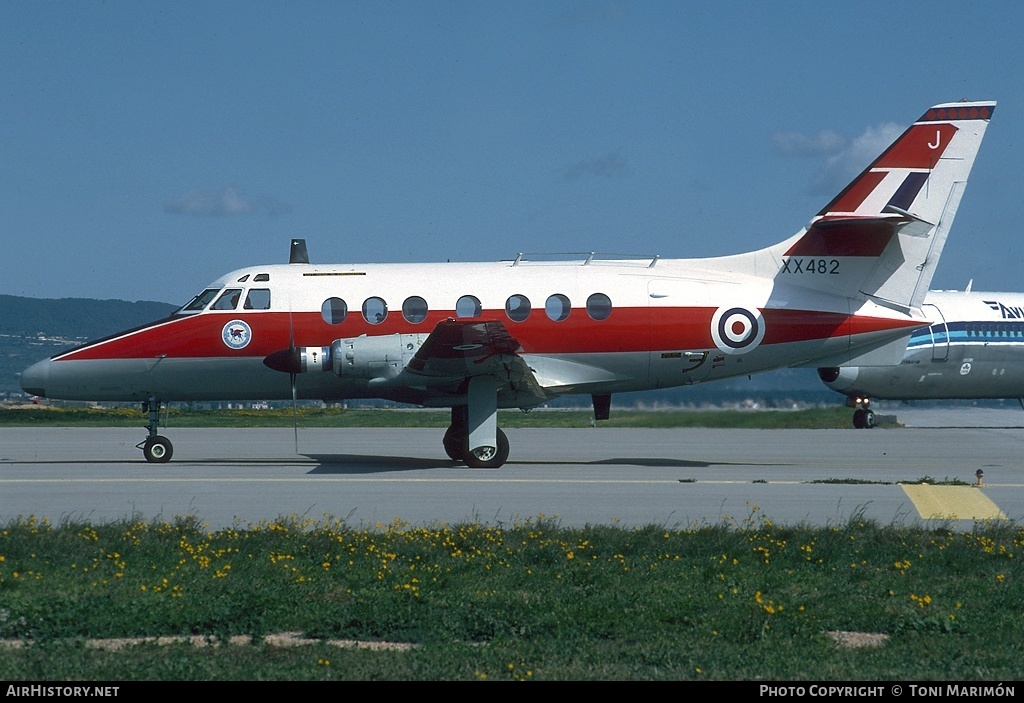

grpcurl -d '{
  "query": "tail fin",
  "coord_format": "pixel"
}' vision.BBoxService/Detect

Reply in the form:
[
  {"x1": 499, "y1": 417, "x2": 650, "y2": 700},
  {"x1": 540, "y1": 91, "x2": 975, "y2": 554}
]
[{"x1": 774, "y1": 101, "x2": 994, "y2": 310}]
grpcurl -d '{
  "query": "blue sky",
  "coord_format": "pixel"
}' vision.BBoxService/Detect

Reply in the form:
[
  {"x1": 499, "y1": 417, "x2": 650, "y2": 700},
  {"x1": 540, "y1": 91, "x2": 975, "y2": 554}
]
[{"x1": 3, "y1": 1, "x2": 1022, "y2": 304}]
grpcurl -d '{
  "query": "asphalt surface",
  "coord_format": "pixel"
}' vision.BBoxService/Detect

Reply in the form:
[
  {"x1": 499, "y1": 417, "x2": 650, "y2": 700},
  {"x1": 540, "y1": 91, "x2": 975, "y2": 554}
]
[{"x1": 2, "y1": 417, "x2": 1023, "y2": 530}]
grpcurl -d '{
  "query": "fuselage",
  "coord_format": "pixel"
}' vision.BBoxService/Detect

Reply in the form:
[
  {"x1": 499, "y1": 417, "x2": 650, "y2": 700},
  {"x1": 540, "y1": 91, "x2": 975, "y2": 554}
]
[
  {"x1": 20, "y1": 254, "x2": 921, "y2": 406},
  {"x1": 820, "y1": 290, "x2": 1024, "y2": 400}
]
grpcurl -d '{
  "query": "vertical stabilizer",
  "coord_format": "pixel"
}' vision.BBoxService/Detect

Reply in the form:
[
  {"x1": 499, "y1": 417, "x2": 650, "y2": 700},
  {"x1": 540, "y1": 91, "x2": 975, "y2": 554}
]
[{"x1": 771, "y1": 101, "x2": 994, "y2": 310}]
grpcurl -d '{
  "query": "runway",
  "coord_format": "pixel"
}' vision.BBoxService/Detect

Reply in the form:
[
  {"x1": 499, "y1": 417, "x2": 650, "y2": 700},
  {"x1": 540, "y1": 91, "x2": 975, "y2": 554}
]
[{"x1": 1, "y1": 424, "x2": 1023, "y2": 531}]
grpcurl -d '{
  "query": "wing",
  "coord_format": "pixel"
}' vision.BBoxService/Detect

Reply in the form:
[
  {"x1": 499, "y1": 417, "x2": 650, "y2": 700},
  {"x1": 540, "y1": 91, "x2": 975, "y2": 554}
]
[{"x1": 404, "y1": 318, "x2": 548, "y2": 407}]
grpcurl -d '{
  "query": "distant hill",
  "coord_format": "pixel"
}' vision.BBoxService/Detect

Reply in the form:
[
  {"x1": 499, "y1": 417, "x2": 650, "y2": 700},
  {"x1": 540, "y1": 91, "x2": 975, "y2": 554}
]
[{"x1": 0, "y1": 295, "x2": 177, "y2": 393}]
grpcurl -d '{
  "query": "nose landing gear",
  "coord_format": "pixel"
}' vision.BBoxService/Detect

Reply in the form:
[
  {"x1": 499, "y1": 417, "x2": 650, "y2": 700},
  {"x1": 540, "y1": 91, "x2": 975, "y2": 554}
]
[
  {"x1": 848, "y1": 397, "x2": 876, "y2": 429},
  {"x1": 136, "y1": 396, "x2": 174, "y2": 462}
]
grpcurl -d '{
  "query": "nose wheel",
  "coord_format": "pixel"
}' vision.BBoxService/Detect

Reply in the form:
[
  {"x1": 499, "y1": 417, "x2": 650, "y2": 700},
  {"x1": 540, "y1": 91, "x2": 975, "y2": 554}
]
[
  {"x1": 852, "y1": 408, "x2": 876, "y2": 429},
  {"x1": 142, "y1": 435, "x2": 174, "y2": 463},
  {"x1": 137, "y1": 396, "x2": 174, "y2": 462}
]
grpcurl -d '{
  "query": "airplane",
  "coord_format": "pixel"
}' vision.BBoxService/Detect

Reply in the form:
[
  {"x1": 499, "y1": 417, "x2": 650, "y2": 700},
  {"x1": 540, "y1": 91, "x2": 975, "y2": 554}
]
[
  {"x1": 819, "y1": 287, "x2": 1024, "y2": 428},
  {"x1": 20, "y1": 100, "x2": 995, "y2": 466}
]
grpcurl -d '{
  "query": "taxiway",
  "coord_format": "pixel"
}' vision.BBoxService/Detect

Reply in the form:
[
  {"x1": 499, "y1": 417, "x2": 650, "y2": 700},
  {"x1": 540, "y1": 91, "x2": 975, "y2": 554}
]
[{"x1": 2, "y1": 423, "x2": 1022, "y2": 530}]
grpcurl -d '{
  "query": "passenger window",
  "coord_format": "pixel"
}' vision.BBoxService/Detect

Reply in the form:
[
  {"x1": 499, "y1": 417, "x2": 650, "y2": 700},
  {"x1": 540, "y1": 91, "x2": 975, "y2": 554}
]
[
  {"x1": 244, "y1": 289, "x2": 271, "y2": 310},
  {"x1": 402, "y1": 296, "x2": 428, "y2": 323},
  {"x1": 321, "y1": 297, "x2": 348, "y2": 325},
  {"x1": 505, "y1": 294, "x2": 531, "y2": 322},
  {"x1": 181, "y1": 288, "x2": 220, "y2": 312},
  {"x1": 457, "y1": 295, "x2": 482, "y2": 318},
  {"x1": 212, "y1": 288, "x2": 243, "y2": 310},
  {"x1": 363, "y1": 297, "x2": 388, "y2": 324},
  {"x1": 586, "y1": 293, "x2": 612, "y2": 321},
  {"x1": 545, "y1": 294, "x2": 571, "y2": 322}
]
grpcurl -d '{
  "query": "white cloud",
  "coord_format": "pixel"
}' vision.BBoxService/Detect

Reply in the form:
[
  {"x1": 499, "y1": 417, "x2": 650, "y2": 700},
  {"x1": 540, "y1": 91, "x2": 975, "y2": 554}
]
[
  {"x1": 775, "y1": 123, "x2": 905, "y2": 195},
  {"x1": 164, "y1": 186, "x2": 292, "y2": 218},
  {"x1": 771, "y1": 129, "x2": 847, "y2": 156},
  {"x1": 810, "y1": 122, "x2": 903, "y2": 194}
]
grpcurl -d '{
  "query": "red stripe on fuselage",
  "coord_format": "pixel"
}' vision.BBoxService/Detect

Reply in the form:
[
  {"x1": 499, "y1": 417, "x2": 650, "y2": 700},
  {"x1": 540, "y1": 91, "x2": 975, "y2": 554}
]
[
  {"x1": 760, "y1": 309, "x2": 920, "y2": 345},
  {"x1": 54, "y1": 306, "x2": 921, "y2": 361}
]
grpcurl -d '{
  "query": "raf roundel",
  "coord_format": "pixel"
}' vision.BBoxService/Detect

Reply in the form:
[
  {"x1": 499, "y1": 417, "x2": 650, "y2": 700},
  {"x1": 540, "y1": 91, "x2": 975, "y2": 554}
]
[
  {"x1": 710, "y1": 306, "x2": 765, "y2": 355},
  {"x1": 222, "y1": 320, "x2": 252, "y2": 350}
]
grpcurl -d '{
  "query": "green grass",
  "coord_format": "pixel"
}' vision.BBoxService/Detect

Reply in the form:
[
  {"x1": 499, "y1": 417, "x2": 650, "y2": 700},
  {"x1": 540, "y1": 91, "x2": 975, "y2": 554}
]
[
  {"x1": 0, "y1": 405, "x2": 861, "y2": 429},
  {"x1": 0, "y1": 513, "x2": 1020, "y2": 680}
]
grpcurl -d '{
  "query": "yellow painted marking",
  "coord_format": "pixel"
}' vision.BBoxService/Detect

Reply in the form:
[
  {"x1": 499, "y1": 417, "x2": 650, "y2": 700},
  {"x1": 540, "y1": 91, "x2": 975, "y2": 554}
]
[{"x1": 900, "y1": 484, "x2": 1006, "y2": 520}]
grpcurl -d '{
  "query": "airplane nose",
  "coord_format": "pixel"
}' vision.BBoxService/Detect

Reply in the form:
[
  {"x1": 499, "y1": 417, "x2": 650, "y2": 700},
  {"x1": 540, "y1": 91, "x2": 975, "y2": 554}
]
[{"x1": 20, "y1": 358, "x2": 51, "y2": 397}]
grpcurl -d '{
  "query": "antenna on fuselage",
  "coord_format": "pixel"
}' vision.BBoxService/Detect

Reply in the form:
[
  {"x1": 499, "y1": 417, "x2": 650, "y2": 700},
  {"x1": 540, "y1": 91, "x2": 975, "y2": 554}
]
[{"x1": 289, "y1": 239, "x2": 310, "y2": 264}]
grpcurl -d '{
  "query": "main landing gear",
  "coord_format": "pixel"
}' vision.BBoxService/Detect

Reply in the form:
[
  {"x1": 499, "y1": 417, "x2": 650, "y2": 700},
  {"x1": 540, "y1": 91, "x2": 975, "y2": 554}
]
[
  {"x1": 848, "y1": 396, "x2": 876, "y2": 430},
  {"x1": 443, "y1": 405, "x2": 510, "y2": 469},
  {"x1": 443, "y1": 377, "x2": 511, "y2": 468},
  {"x1": 137, "y1": 396, "x2": 174, "y2": 463}
]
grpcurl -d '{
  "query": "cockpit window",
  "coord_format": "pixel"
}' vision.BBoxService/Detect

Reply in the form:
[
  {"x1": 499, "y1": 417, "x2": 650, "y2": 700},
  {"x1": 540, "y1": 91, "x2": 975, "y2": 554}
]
[
  {"x1": 211, "y1": 288, "x2": 243, "y2": 311},
  {"x1": 180, "y1": 288, "x2": 220, "y2": 312},
  {"x1": 244, "y1": 289, "x2": 271, "y2": 310},
  {"x1": 254, "y1": 273, "x2": 270, "y2": 282}
]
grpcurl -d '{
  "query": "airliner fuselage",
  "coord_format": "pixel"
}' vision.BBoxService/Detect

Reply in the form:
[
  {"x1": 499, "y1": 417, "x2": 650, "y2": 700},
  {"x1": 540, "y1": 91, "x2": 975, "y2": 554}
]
[{"x1": 820, "y1": 290, "x2": 1024, "y2": 427}]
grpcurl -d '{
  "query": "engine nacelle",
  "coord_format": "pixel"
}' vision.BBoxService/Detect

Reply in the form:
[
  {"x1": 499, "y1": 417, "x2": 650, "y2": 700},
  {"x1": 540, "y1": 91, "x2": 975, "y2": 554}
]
[
  {"x1": 332, "y1": 333, "x2": 429, "y2": 380},
  {"x1": 283, "y1": 334, "x2": 428, "y2": 383},
  {"x1": 817, "y1": 366, "x2": 860, "y2": 393}
]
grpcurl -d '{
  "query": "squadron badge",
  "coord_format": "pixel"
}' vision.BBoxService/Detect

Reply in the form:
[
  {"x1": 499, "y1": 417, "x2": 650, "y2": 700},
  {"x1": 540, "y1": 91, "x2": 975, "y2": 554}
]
[{"x1": 222, "y1": 320, "x2": 252, "y2": 350}]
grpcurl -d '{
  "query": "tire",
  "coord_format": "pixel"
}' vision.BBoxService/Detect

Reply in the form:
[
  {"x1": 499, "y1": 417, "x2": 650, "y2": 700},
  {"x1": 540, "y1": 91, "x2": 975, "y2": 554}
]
[
  {"x1": 852, "y1": 409, "x2": 866, "y2": 429},
  {"x1": 143, "y1": 436, "x2": 173, "y2": 463},
  {"x1": 442, "y1": 425, "x2": 464, "y2": 461},
  {"x1": 863, "y1": 410, "x2": 876, "y2": 429},
  {"x1": 462, "y1": 428, "x2": 509, "y2": 469}
]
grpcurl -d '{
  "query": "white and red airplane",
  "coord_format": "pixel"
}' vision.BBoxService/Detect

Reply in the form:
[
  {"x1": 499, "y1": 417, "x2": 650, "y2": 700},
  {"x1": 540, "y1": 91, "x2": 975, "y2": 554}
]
[{"x1": 20, "y1": 101, "x2": 995, "y2": 466}]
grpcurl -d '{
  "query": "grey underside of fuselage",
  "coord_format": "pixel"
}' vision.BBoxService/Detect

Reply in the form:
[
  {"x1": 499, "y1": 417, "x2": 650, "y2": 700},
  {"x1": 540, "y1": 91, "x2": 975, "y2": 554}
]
[
  {"x1": 853, "y1": 342, "x2": 1024, "y2": 399},
  {"x1": 39, "y1": 332, "x2": 872, "y2": 405},
  {"x1": 43, "y1": 354, "x2": 659, "y2": 405}
]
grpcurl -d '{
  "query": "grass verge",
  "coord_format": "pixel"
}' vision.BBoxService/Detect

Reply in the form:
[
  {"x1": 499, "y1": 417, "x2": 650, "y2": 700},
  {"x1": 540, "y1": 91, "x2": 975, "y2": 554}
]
[{"x1": 0, "y1": 512, "x2": 1019, "y2": 680}]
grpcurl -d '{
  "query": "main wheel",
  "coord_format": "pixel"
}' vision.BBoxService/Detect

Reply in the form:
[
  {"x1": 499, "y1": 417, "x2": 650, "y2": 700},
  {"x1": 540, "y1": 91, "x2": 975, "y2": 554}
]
[
  {"x1": 442, "y1": 425, "x2": 465, "y2": 461},
  {"x1": 462, "y1": 428, "x2": 509, "y2": 469},
  {"x1": 143, "y1": 435, "x2": 173, "y2": 463}
]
